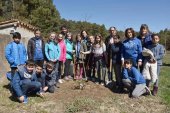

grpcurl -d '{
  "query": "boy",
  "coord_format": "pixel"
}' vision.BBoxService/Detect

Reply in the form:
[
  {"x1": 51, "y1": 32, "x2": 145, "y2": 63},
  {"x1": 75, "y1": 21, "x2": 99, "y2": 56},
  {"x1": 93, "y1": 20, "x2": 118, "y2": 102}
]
[
  {"x1": 145, "y1": 34, "x2": 165, "y2": 95},
  {"x1": 122, "y1": 59, "x2": 151, "y2": 98},
  {"x1": 12, "y1": 60, "x2": 41, "y2": 103},
  {"x1": 43, "y1": 61, "x2": 57, "y2": 93},
  {"x1": 5, "y1": 32, "x2": 27, "y2": 78}
]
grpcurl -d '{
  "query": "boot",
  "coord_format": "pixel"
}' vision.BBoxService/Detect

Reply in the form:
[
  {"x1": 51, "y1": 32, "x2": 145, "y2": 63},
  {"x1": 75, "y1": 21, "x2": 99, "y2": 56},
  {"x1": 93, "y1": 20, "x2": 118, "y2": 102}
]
[{"x1": 152, "y1": 86, "x2": 158, "y2": 96}]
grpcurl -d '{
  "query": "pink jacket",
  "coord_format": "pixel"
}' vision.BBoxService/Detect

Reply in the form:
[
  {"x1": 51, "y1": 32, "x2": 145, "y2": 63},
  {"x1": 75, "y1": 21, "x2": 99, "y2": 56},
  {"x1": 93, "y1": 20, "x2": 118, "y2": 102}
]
[{"x1": 58, "y1": 40, "x2": 66, "y2": 62}]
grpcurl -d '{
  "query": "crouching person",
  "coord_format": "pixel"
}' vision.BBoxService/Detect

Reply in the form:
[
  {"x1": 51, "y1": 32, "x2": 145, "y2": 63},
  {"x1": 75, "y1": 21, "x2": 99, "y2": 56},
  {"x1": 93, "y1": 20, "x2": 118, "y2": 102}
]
[
  {"x1": 122, "y1": 59, "x2": 150, "y2": 98},
  {"x1": 43, "y1": 61, "x2": 57, "y2": 93},
  {"x1": 12, "y1": 60, "x2": 41, "y2": 103}
]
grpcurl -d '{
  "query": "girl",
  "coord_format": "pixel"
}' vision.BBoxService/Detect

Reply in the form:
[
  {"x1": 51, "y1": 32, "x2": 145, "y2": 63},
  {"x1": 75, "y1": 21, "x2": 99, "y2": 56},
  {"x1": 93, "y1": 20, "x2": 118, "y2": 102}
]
[
  {"x1": 74, "y1": 34, "x2": 87, "y2": 80},
  {"x1": 82, "y1": 34, "x2": 107, "y2": 85},
  {"x1": 64, "y1": 32, "x2": 74, "y2": 80},
  {"x1": 45, "y1": 32, "x2": 59, "y2": 82},
  {"x1": 121, "y1": 28, "x2": 142, "y2": 68},
  {"x1": 57, "y1": 34, "x2": 66, "y2": 83}
]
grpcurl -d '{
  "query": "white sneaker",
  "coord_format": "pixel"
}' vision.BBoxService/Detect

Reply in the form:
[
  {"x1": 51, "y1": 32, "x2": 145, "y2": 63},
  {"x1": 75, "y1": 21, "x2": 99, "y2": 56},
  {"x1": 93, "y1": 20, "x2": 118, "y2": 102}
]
[{"x1": 58, "y1": 79, "x2": 63, "y2": 84}]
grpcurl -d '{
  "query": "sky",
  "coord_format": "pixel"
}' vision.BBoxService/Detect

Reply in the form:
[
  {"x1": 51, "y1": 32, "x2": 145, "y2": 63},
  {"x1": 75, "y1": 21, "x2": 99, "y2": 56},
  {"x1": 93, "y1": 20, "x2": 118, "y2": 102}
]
[{"x1": 54, "y1": 0, "x2": 170, "y2": 32}]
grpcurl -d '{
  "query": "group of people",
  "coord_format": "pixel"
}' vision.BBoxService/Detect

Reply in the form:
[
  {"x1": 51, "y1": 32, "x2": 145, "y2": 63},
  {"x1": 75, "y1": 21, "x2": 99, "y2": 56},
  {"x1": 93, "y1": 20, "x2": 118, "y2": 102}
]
[{"x1": 5, "y1": 24, "x2": 165, "y2": 103}]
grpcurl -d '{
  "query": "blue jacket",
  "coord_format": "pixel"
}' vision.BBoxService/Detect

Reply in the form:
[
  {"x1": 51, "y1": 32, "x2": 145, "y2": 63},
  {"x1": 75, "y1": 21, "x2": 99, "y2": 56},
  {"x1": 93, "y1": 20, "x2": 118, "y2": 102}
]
[
  {"x1": 12, "y1": 65, "x2": 37, "y2": 97},
  {"x1": 45, "y1": 41, "x2": 59, "y2": 61},
  {"x1": 137, "y1": 33, "x2": 152, "y2": 48},
  {"x1": 43, "y1": 69, "x2": 57, "y2": 87},
  {"x1": 65, "y1": 39, "x2": 74, "y2": 59},
  {"x1": 121, "y1": 37, "x2": 142, "y2": 63},
  {"x1": 122, "y1": 67, "x2": 146, "y2": 84},
  {"x1": 147, "y1": 43, "x2": 165, "y2": 65},
  {"x1": 5, "y1": 41, "x2": 27, "y2": 67}
]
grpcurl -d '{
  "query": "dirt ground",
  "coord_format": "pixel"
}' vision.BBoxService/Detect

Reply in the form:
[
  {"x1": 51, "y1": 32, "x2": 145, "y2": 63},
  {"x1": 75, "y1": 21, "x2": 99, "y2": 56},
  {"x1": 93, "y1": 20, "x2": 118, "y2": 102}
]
[{"x1": 0, "y1": 74, "x2": 169, "y2": 113}]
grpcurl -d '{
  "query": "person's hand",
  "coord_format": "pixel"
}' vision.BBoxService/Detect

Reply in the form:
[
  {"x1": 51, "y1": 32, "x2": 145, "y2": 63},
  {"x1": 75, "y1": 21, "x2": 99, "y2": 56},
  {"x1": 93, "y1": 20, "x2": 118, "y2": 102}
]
[
  {"x1": 138, "y1": 61, "x2": 142, "y2": 66},
  {"x1": 43, "y1": 86, "x2": 48, "y2": 92},
  {"x1": 72, "y1": 50, "x2": 75, "y2": 53},
  {"x1": 18, "y1": 96, "x2": 24, "y2": 102},
  {"x1": 80, "y1": 51, "x2": 84, "y2": 54}
]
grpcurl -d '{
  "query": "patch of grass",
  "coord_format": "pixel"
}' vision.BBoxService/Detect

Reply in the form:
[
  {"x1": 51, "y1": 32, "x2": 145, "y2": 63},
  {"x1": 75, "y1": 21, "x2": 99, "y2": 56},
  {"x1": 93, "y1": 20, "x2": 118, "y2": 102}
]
[
  {"x1": 159, "y1": 51, "x2": 170, "y2": 109},
  {"x1": 65, "y1": 97, "x2": 99, "y2": 113}
]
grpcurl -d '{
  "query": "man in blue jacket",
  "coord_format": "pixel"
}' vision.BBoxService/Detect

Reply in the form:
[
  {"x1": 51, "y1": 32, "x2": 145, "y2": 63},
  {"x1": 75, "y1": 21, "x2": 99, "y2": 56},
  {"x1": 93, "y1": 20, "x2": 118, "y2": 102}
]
[
  {"x1": 122, "y1": 59, "x2": 151, "y2": 98},
  {"x1": 12, "y1": 60, "x2": 41, "y2": 103},
  {"x1": 5, "y1": 32, "x2": 27, "y2": 78}
]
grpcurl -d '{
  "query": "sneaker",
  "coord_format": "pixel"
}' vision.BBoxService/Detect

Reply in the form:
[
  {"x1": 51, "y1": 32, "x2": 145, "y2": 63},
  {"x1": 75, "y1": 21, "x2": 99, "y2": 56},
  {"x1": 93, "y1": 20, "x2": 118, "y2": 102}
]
[
  {"x1": 100, "y1": 83, "x2": 105, "y2": 86},
  {"x1": 23, "y1": 95, "x2": 28, "y2": 104},
  {"x1": 145, "y1": 86, "x2": 152, "y2": 96},
  {"x1": 58, "y1": 79, "x2": 63, "y2": 83},
  {"x1": 64, "y1": 76, "x2": 69, "y2": 81},
  {"x1": 68, "y1": 75, "x2": 73, "y2": 80}
]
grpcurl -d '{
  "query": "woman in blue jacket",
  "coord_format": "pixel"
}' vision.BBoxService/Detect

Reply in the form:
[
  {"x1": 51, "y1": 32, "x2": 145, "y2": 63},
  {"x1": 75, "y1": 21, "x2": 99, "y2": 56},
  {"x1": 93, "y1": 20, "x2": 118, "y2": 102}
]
[
  {"x1": 5, "y1": 32, "x2": 27, "y2": 78},
  {"x1": 121, "y1": 28, "x2": 142, "y2": 68}
]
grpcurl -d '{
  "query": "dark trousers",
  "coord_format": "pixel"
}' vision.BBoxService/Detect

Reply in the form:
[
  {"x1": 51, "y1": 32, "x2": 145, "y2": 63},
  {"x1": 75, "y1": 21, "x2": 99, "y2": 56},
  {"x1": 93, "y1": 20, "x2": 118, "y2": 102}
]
[
  {"x1": 64, "y1": 59, "x2": 72, "y2": 77},
  {"x1": 21, "y1": 81, "x2": 41, "y2": 95}
]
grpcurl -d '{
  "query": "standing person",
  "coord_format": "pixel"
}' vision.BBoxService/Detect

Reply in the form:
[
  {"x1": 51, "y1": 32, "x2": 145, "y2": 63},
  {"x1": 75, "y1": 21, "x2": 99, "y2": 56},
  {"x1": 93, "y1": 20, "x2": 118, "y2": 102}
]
[
  {"x1": 45, "y1": 32, "x2": 59, "y2": 82},
  {"x1": 27, "y1": 29, "x2": 45, "y2": 65},
  {"x1": 86, "y1": 35, "x2": 95, "y2": 80},
  {"x1": 144, "y1": 34, "x2": 165, "y2": 95},
  {"x1": 12, "y1": 60, "x2": 41, "y2": 103},
  {"x1": 110, "y1": 35, "x2": 123, "y2": 91},
  {"x1": 5, "y1": 32, "x2": 27, "y2": 79},
  {"x1": 57, "y1": 34, "x2": 66, "y2": 83},
  {"x1": 80, "y1": 30, "x2": 88, "y2": 43},
  {"x1": 64, "y1": 32, "x2": 74, "y2": 80},
  {"x1": 74, "y1": 34, "x2": 87, "y2": 80},
  {"x1": 121, "y1": 28, "x2": 142, "y2": 68},
  {"x1": 122, "y1": 59, "x2": 150, "y2": 98},
  {"x1": 137, "y1": 24, "x2": 153, "y2": 72},
  {"x1": 82, "y1": 34, "x2": 107, "y2": 85},
  {"x1": 60, "y1": 25, "x2": 68, "y2": 39}
]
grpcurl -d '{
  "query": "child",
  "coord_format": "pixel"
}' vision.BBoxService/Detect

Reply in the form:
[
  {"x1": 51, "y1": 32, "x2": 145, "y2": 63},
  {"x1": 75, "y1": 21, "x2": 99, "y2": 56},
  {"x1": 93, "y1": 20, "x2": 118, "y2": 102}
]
[
  {"x1": 121, "y1": 28, "x2": 142, "y2": 68},
  {"x1": 5, "y1": 32, "x2": 27, "y2": 78},
  {"x1": 64, "y1": 32, "x2": 74, "y2": 80},
  {"x1": 43, "y1": 61, "x2": 57, "y2": 93},
  {"x1": 82, "y1": 34, "x2": 107, "y2": 85},
  {"x1": 57, "y1": 34, "x2": 66, "y2": 83},
  {"x1": 74, "y1": 34, "x2": 87, "y2": 80},
  {"x1": 45, "y1": 32, "x2": 59, "y2": 82},
  {"x1": 122, "y1": 59, "x2": 150, "y2": 98},
  {"x1": 34, "y1": 62, "x2": 47, "y2": 96},
  {"x1": 110, "y1": 35, "x2": 123, "y2": 90},
  {"x1": 144, "y1": 34, "x2": 165, "y2": 95},
  {"x1": 12, "y1": 60, "x2": 41, "y2": 103}
]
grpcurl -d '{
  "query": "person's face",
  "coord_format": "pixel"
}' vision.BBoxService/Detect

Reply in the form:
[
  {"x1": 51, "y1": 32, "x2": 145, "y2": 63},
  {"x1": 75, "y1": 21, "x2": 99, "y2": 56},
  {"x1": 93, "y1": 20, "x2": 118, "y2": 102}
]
[
  {"x1": 77, "y1": 36, "x2": 81, "y2": 41},
  {"x1": 61, "y1": 27, "x2": 67, "y2": 34},
  {"x1": 152, "y1": 35, "x2": 160, "y2": 44},
  {"x1": 124, "y1": 63, "x2": 132, "y2": 69},
  {"x1": 67, "y1": 34, "x2": 72, "y2": 40},
  {"x1": 26, "y1": 65, "x2": 34, "y2": 73},
  {"x1": 13, "y1": 37, "x2": 20, "y2": 43},
  {"x1": 35, "y1": 30, "x2": 41, "y2": 37},
  {"x1": 89, "y1": 36, "x2": 94, "y2": 43},
  {"x1": 47, "y1": 66, "x2": 53, "y2": 73},
  {"x1": 58, "y1": 34, "x2": 63, "y2": 41},
  {"x1": 50, "y1": 34, "x2": 56, "y2": 40},
  {"x1": 110, "y1": 28, "x2": 117, "y2": 36},
  {"x1": 113, "y1": 37, "x2": 120, "y2": 43},
  {"x1": 127, "y1": 30, "x2": 133, "y2": 38},
  {"x1": 36, "y1": 66, "x2": 42, "y2": 74},
  {"x1": 82, "y1": 31, "x2": 87, "y2": 37},
  {"x1": 141, "y1": 28, "x2": 148, "y2": 36},
  {"x1": 96, "y1": 36, "x2": 101, "y2": 42}
]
